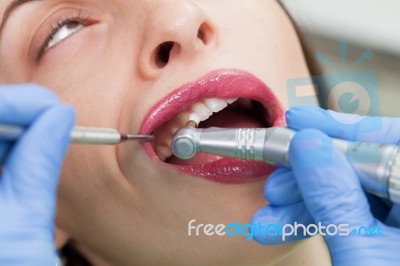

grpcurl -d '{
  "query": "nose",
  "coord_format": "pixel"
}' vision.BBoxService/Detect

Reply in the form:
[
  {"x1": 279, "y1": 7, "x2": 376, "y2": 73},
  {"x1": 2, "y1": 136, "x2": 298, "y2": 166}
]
[{"x1": 138, "y1": 1, "x2": 217, "y2": 80}]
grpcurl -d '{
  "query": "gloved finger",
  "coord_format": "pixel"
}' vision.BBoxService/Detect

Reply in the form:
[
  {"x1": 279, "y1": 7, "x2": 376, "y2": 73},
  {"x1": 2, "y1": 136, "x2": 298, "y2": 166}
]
[
  {"x1": 265, "y1": 168, "x2": 302, "y2": 205},
  {"x1": 289, "y1": 129, "x2": 375, "y2": 228},
  {"x1": 2, "y1": 105, "x2": 75, "y2": 210},
  {"x1": 0, "y1": 84, "x2": 59, "y2": 125},
  {"x1": 286, "y1": 106, "x2": 400, "y2": 145},
  {"x1": 267, "y1": 168, "x2": 393, "y2": 220},
  {"x1": 251, "y1": 202, "x2": 314, "y2": 245}
]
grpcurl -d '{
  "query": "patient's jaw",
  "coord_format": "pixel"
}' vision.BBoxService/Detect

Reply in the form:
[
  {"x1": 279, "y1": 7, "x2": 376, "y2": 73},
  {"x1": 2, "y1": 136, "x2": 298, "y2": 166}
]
[{"x1": 0, "y1": 0, "x2": 311, "y2": 265}]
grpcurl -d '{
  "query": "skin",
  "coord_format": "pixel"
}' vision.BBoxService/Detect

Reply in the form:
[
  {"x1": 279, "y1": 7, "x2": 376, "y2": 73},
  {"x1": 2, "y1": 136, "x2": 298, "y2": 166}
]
[{"x1": 0, "y1": 0, "x2": 313, "y2": 265}]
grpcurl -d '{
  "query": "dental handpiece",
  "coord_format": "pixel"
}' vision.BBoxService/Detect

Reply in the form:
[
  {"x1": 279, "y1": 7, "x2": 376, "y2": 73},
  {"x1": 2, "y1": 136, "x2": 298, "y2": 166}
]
[
  {"x1": 0, "y1": 124, "x2": 153, "y2": 165},
  {"x1": 0, "y1": 124, "x2": 154, "y2": 144},
  {"x1": 171, "y1": 126, "x2": 400, "y2": 203}
]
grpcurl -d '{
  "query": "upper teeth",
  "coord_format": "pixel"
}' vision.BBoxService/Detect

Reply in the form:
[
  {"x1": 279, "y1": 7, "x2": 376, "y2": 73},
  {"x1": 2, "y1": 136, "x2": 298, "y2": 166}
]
[{"x1": 153, "y1": 97, "x2": 238, "y2": 161}]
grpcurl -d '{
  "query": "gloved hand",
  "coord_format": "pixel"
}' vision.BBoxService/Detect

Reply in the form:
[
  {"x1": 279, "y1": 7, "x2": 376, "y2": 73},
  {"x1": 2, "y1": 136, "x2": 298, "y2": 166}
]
[
  {"x1": 251, "y1": 106, "x2": 400, "y2": 266},
  {"x1": 0, "y1": 84, "x2": 75, "y2": 265}
]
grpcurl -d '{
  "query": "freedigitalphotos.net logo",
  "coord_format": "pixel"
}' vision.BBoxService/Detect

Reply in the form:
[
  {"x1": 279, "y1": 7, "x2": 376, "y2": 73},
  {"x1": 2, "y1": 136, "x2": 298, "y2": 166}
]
[
  {"x1": 187, "y1": 219, "x2": 383, "y2": 241},
  {"x1": 287, "y1": 40, "x2": 381, "y2": 132}
]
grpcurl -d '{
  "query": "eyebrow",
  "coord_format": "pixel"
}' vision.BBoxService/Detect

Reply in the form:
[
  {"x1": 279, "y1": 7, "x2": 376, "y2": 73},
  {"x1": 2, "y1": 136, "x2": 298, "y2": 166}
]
[{"x1": 0, "y1": 0, "x2": 41, "y2": 38}]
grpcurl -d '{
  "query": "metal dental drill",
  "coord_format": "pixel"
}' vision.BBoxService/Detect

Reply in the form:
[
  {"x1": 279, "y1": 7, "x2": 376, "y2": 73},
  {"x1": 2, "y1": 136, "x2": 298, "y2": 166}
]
[
  {"x1": 0, "y1": 124, "x2": 154, "y2": 165},
  {"x1": 171, "y1": 125, "x2": 400, "y2": 203}
]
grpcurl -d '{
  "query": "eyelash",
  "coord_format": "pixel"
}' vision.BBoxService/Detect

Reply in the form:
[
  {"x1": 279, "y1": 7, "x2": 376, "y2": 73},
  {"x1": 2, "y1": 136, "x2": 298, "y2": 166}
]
[{"x1": 37, "y1": 11, "x2": 90, "y2": 60}]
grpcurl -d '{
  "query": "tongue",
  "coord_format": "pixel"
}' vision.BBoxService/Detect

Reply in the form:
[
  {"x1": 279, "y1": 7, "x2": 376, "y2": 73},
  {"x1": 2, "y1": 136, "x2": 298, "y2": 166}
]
[{"x1": 167, "y1": 109, "x2": 264, "y2": 166}]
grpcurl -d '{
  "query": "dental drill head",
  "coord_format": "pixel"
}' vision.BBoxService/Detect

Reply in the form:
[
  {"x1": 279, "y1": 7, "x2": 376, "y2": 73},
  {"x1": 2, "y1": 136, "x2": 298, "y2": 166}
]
[
  {"x1": 172, "y1": 126, "x2": 200, "y2": 160},
  {"x1": 171, "y1": 125, "x2": 400, "y2": 203},
  {"x1": 172, "y1": 125, "x2": 294, "y2": 165}
]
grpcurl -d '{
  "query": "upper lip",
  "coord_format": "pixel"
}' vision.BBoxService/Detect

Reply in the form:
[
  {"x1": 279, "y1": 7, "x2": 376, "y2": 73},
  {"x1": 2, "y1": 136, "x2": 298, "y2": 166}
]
[{"x1": 139, "y1": 68, "x2": 285, "y2": 135}]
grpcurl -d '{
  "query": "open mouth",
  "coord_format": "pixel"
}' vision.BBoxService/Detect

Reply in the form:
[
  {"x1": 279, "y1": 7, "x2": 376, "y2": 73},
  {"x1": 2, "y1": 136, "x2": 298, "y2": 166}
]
[
  {"x1": 154, "y1": 98, "x2": 269, "y2": 162},
  {"x1": 139, "y1": 69, "x2": 286, "y2": 184}
]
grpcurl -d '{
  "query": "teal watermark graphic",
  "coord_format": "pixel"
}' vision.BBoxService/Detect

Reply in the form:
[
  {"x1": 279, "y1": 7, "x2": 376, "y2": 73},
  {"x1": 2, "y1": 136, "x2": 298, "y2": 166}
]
[
  {"x1": 287, "y1": 39, "x2": 381, "y2": 133},
  {"x1": 187, "y1": 219, "x2": 383, "y2": 241}
]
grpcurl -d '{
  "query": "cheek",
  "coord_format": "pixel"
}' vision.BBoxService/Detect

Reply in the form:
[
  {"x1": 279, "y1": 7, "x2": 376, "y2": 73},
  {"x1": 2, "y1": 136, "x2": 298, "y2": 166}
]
[
  {"x1": 31, "y1": 23, "x2": 133, "y2": 124},
  {"x1": 203, "y1": 1, "x2": 310, "y2": 109},
  {"x1": 32, "y1": 52, "x2": 133, "y2": 127}
]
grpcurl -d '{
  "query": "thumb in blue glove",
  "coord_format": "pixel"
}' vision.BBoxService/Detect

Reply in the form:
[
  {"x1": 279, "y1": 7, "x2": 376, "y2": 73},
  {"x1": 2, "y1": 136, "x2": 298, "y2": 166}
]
[{"x1": 0, "y1": 84, "x2": 75, "y2": 265}]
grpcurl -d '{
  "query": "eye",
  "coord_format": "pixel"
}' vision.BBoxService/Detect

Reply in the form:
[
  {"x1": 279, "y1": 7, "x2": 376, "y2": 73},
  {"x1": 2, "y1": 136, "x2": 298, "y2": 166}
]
[{"x1": 47, "y1": 21, "x2": 84, "y2": 49}]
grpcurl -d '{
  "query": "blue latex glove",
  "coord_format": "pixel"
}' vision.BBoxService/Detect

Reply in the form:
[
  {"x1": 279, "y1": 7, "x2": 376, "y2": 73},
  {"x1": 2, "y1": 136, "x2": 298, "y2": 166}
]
[
  {"x1": 251, "y1": 106, "x2": 400, "y2": 265},
  {"x1": 0, "y1": 84, "x2": 75, "y2": 265}
]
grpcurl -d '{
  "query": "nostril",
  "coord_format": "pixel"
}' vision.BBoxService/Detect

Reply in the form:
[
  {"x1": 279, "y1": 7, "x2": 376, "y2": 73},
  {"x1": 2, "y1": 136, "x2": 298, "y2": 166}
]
[
  {"x1": 151, "y1": 22, "x2": 213, "y2": 69},
  {"x1": 156, "y1": 41, "x2": 175, "y2": 68},
  {"x1": 197, "y1": 28, "x2": 206, "y2": 44},
  {"x1": 197, "y1": 22, "x2": 212, "y2": 45}
]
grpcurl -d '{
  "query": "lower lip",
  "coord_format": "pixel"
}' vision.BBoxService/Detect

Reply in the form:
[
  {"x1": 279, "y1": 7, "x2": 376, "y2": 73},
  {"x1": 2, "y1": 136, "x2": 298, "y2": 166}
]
[
  {"x1": 140, "y1": 69, "x2": 285, "y2": 184},
  {"x1": 142, "y1": 145, "x2": 278, "y2": 183}
]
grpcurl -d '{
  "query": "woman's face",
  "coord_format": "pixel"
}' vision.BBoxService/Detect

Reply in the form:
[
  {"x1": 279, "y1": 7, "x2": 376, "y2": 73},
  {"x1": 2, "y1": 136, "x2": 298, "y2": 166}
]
[{"x1": 0, "y1": 0, "x2": 310, "y2": 265}]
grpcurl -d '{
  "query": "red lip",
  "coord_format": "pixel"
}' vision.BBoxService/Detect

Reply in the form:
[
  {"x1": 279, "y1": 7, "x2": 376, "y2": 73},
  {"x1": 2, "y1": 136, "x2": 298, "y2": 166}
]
[{"x1": 139, "y1": 69, "x2": 285, "y2": 184}]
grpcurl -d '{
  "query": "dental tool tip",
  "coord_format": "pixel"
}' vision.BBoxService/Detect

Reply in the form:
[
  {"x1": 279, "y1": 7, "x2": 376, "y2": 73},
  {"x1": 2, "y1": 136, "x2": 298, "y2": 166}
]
[
  {"x1": 121, "y1": 134, "x2": 154, "y2": 142},
  {"x1": 186, "y1": 120, "x2": 198, "y2": 128}
]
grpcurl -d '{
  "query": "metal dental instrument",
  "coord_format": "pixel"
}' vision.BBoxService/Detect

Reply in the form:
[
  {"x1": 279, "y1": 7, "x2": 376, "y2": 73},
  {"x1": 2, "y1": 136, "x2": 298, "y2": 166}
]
[
  {"x1": 0, "y1": 124, "x2": 154, "y2": 144},
  {"x1": 172, "y1": 125, "x2": 400, "y2": 203}
]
